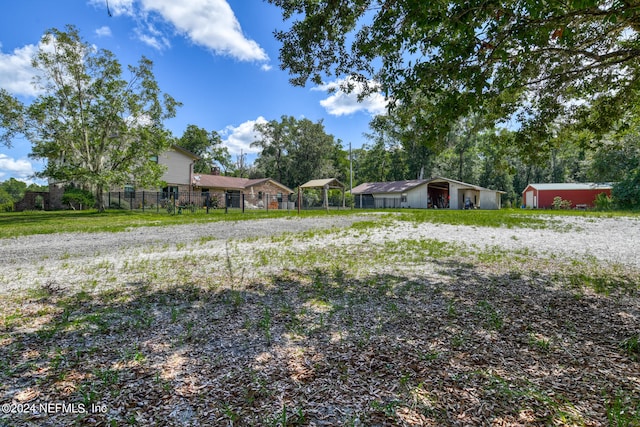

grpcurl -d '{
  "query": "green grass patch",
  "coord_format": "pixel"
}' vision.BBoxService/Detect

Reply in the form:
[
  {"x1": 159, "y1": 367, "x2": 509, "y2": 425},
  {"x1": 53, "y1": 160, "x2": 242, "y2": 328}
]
[
  {"x1": 0, "y1": 208, "x2": 363, "y2": 238},
  {"x1": 396, "y1": 208, "x2": 639, "y2": 229}
]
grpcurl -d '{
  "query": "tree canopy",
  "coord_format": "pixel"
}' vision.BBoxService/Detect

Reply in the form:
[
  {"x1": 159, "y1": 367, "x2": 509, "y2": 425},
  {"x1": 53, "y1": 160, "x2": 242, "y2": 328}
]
[
  {"x1": 251, "y1": 116, "x2": 344, "y2": 188},
  {"x1": 178, "y1": 124, "x2": 232, "y2": 174},
  {"x1": 269, "y1": 0, "x2": 640, "y2": 150},
  {"x1": 3, "y1": 25, "x2": 179, "y2": 210}
]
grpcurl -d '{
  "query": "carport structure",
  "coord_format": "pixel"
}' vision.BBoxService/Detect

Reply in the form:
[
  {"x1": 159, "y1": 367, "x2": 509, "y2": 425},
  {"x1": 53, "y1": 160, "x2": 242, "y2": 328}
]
[
  {"x1": 351, "y1": 177, "x2": 504, "y2": 209},
  {"x1": 299, "y1": 178, "x2": 346, "y2": 210}
]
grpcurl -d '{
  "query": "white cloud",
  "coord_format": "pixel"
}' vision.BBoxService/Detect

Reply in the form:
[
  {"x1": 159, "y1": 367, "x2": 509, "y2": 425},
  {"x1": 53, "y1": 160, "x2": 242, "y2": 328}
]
[
  {"x1": 88, "y1": 0, "x2": 136, "y2": 17},
  {"x1": 219, "y1": 116, "x2": 267, "y2": 155},
  {"x1": 261, "y1": 63, "x2": 272, "y2": 72},
  {"x1": 95, "y1": 26, "x2": 113, "y2": 37},
  {"x1": 0, "y1": 43, "x2": 41, "y2": 97},
  {"x1": 0, "y1": 154, "x2": 36, "y2": 181},
  {"x1": 313, "y1": 78, "x2": 389, "y2": 116},
  {"x1": 139, "y1": 0, "x2": 268, "y2": 62}
]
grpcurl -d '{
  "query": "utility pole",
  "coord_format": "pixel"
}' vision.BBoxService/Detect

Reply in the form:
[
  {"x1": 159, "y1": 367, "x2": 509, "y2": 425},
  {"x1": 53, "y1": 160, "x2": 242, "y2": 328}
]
[{"x1": 349, "y1": 142, "x2": 353, "y2": 193}]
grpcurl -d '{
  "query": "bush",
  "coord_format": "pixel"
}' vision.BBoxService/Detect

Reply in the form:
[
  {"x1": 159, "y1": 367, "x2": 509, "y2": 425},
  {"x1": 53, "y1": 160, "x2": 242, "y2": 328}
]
[
  {"x1": 62, "y1": 187, "x2": 95, "y2": 210},
  {"x1": 594, "y1": 192, "x2": 613, "y2": 211},
  {"x1": 552, "y1": 196, "x2": 572, "y2": 210},
  {"x1": 612, "y1": 168, "x2": 640, "y2": 210}
]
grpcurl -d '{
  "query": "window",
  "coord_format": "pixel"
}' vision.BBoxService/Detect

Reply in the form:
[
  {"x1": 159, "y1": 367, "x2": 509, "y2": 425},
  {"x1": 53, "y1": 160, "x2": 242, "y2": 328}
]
[
  {"x1": 149, "y1": 155, "x2": 159, "y2": 163},
  {"x1": 401, "y1": 193, "x2": 407, "y2": 203},
  {"x1": 277, "y1": 193, "x2": 283, "y2": 202},
  {"x1": 124, "y1": 185, "x2": 135, "y2": 197},
  {"x1": 162, "y1": 186, "x2": 178, "y2": 199},
  {"x1": 258, "y1": 191, "x2": 263, "y2": 200}
]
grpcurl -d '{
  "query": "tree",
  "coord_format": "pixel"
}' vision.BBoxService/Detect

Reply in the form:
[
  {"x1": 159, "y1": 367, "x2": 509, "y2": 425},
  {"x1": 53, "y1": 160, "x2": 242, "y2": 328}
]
[
  {"x1": 8, "y1": 26, "x2": 179, "y2": 211},
  {"x1": 0, "y1": 178, "x2": 27, "y2": 203},
  {"x1": 0, "y1": 89, "x2": 25, "y2": 147},
  {"x1": 269, "y1": 0, "x2": 640, "y2": 152},
  {"x1": 178, "y1": 125, "x2": 231, "y2": 174},
  {"x1": 252, "y1": 117, "x2": 294, "y2": 184},
  {"x1": 252, "y1": 116, "x2": 340, "y2": 188}
]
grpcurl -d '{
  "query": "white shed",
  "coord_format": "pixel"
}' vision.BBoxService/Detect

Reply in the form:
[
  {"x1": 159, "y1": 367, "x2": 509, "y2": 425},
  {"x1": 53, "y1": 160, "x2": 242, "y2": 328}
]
[{"x1": 351, "y1": 177, "x2": 504, "y2": 210}]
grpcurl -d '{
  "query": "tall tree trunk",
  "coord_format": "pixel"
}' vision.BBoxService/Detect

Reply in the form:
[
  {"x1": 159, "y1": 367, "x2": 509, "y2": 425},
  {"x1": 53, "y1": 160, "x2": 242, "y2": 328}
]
[{"x1": 96, "y1": 184, "x2": 105, "y2": 212}]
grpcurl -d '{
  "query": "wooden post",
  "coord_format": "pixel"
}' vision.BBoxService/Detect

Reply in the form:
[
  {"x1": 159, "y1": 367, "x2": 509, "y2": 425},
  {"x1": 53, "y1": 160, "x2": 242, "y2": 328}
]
[
  {"x1": 324, "y1": 184, "x2": 329, "y2": 211},
  {"x1": 297, "y1": 186, "x2": 301, "y2": 214}
]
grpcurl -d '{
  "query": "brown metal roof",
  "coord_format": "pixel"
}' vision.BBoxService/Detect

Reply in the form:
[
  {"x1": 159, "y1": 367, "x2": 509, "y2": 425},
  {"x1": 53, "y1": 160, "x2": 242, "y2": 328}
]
[
  {"x1": 351, "y1": 177, "x2": 504, "y2": 194},
  {"x1": 192, "y1": 174, "x2": 293, "y2": 193},
  {"x1": 351, "y1": 179, "x2": 428, "y2": 194}
]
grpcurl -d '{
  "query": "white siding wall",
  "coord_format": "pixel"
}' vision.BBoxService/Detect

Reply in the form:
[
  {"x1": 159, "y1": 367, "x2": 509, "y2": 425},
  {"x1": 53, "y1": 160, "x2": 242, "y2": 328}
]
[
  {"x1": 479, "y1": 190, "x2": 500, "y2": 209},
  {"x1": 159, "y1": 149, "x2": 193, "y2": 185},
  {"x1": 450, "y1": 183, "x2": 463, "y2": 209},
  {"x1": 406, "y1": 186, "x2": 429, "y2": 208}
]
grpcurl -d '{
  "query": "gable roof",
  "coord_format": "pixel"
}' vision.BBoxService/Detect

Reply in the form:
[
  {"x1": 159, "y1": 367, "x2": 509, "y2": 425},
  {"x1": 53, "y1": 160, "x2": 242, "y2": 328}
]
[
  {"x1": 300, "y1": 178, "x2": 345, "y2": 189},
  {"x1": 351, "y1": 180, "x2": 427, "y2": 194},
  {"x1": 193, "y1": 174, "x2": 294, "y2": 193},
  {"x1": 524, "y1": 183, "x2": 613, "y2": 192},
  {"x1": 170, "y1": 144, "x2": 200, "y2": 160},
  {"x1": 351, "y1": 177, "x2": 502, "y2": 195}
]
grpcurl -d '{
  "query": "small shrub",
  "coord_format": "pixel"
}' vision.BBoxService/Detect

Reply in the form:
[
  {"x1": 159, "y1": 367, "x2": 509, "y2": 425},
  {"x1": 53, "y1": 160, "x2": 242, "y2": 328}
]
[
  {"x1": 62, "y1": 187, "x2": 95, "y2": 210},
  {"x1": 594, "y1": 192, "x2": 613, "y2": 211},
  {"x1": 552, "y1": 196, "x2": 572, "y2": 210}
]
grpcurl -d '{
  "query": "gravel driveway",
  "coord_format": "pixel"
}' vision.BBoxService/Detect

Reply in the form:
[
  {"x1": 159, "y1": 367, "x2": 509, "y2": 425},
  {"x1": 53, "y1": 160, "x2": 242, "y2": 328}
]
[{"x1": 1, "y1": 214, "x2": 638, "y2": 295}]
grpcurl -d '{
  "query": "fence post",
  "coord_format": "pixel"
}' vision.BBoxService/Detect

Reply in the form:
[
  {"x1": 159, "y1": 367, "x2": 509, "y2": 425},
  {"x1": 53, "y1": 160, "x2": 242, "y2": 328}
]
[
  {"x1": 242, "y1": 193, "x2": 245, "y2": 213},
  {"x1": 157, "y1": 192, "x2": 159, "y2": 213},
  {"x1": 266, "y1": 194, "x2": 269, "y2": 212},
  {"x1": 142, "y1": 191, "x2": 145, "y2": 212}
]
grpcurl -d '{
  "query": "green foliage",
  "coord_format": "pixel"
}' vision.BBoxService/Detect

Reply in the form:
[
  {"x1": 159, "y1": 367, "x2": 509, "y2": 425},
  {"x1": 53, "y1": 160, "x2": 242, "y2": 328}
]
[
  {"x1": 269, "y1": 0, "x2": 640, "y2": 152},
  {"x1": 552, "y1": 196, "x2": 572, "y2": 210},
  {"x1": 252, "y1": 116, "x2": 344, "y2": 188},
  {"x1": 0, "y1": 178, "x2": 47, "y2": 212},
  {"x1": 594, "y1": 192, "x2": 613, "y2": 211},
  {"x1": 178, "y1": 124, "x2": 231, "y2": 174},
  {"x1": 612, "y1": 168, "x2": 640, "y2": 210},
  {"x1": 14, "y1": 25, "x2": 179, "y2": 211},
  {"x1": 62, "y1": 187, "x2": 96, "y2": 210},
  {"x1": 0, "y1": 187, "x2": 13, "y2": 212}
]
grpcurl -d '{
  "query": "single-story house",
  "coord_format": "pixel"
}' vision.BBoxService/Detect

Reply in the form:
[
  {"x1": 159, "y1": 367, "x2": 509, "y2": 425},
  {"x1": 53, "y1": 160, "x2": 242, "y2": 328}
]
[
  {"x1": 192, "y1": 172, "x2": 294, "y2": 209},
  {"x1": 351, "y1": 177, "x2": 504, "y2": 210},
  {"x1": 522, "y1": 183, "x2": 613, "y2": 209}
]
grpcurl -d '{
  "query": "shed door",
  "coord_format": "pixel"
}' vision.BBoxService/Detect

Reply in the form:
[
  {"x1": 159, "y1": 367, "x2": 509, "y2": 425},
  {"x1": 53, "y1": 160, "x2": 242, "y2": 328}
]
[{"x1": 525, "y1": 191, "x2": 534, "y2": 208}]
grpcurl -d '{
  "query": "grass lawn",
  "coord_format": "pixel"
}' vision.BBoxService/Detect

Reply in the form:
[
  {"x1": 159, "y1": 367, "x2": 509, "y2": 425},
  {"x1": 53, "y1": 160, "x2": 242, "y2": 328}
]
[
  {"x1": 0, "y1": 208, "x2": 365, "y2": 239},
  {"x1": 0, "y1": 209, "x2": 638, "y2": 426},
  {"x1": 2, "y1": 207, "x2": 637, "y2": 239}
]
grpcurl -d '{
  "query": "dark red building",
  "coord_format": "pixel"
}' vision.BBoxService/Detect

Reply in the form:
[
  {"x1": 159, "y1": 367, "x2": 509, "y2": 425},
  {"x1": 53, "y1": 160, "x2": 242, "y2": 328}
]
[{"x1": 522, "y1": 183, "x2": 613, "y2": 209}]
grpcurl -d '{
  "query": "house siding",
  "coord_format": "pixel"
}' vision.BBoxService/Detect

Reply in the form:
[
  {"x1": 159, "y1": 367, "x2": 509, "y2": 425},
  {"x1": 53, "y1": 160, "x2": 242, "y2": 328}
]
[
  {"x1": 159, "y1": 148, "x2": 194, "y2": 186},
  {"x1": 406, "y1": 186, "x2": 429, "y2": 209}
]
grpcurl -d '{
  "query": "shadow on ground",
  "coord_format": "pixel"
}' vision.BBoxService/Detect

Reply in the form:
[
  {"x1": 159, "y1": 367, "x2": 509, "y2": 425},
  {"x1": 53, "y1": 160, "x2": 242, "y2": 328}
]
[{"x1": 1, "y1": 260, "x2": 639, "y2": 426}]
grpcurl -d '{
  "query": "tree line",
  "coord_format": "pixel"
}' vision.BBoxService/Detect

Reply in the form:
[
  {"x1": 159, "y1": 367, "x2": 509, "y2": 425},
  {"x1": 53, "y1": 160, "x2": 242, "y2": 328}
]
[
  {"x1": 2, "y1": 18, "x2": 639, "y2": 211},
  {"x1": 179, "y1": 111, "x2": 639, "y2": 209}
]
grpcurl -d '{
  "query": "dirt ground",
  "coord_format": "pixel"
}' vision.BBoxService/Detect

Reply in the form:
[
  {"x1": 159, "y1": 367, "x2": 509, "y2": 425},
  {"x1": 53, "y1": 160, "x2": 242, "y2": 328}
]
[{"x1": 0, "y1": 214, "x2": 638, "y2": 426}]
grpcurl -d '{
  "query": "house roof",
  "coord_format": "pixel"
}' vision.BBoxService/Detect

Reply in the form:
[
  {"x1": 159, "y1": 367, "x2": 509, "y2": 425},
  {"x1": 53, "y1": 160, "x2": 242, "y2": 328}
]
[
  {"x1": 170, "y1": 144, "x2": 200, "y2": 160},
  {"x1": 351, "y1": 177, "x2": 503, "y2": 195},
  {"x1": 524, "y1": 183, "x2": 613, "y2": 192},
  {"x1": 300, "y1": 178, "x2": 345, "y2": 189},
  {"x1": 192, "y1": 174, "x2": 294, "y2": 193},
  {"x1": 351, "y1": 180, "x2": 427, "y2": 194}
]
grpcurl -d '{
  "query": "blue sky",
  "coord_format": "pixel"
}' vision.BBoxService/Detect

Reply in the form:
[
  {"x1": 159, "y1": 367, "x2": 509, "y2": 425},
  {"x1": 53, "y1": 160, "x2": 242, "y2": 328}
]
[{"x1": 0, "y1": 0, "x2": 386, "y2": 183}]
